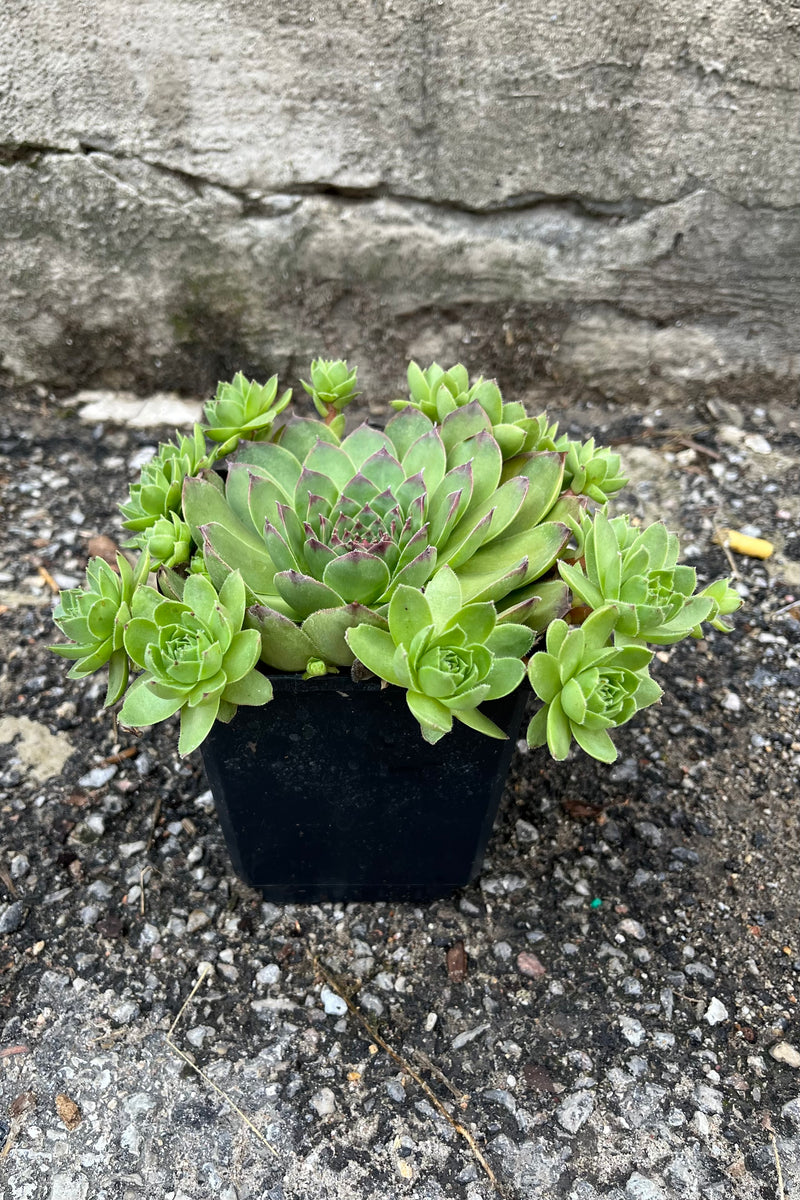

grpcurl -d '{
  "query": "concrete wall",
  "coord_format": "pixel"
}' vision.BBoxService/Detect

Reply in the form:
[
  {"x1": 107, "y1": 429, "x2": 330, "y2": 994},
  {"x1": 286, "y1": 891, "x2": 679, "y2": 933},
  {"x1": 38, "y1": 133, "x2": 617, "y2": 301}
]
[{"x1": 2, "y1": 0, "x2": 798, "y2": 403}]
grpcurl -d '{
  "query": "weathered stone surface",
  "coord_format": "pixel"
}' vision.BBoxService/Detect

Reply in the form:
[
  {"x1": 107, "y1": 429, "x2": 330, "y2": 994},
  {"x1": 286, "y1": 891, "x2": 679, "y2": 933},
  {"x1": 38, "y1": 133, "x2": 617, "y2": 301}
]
[
  {"x1": 1, "y1": 1, "x2": 798, "y2": 401},
  {"x1": 0, "y1": 716, "x2": 74, "y2": 782}
]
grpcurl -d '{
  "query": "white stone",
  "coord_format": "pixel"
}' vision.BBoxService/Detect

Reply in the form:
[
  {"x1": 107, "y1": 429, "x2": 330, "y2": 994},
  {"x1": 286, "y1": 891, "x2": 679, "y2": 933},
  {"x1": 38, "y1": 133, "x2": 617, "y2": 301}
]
[
  {"x1": 556, "y1": 1090, "x2": 594, "y2": 1134},
  {"x1": 625, "y1": 1172, "x2": 666, "y2": 1199},
  {"x1": 0, "y1": 716, "x2": 73, "y2": 782},
  {"x1": 691, "y1": 1110, "x2": 710, "y2": 1137},
  {"x1": 451, "y1": 1023, "x2": 490, "y2": 1050},
  {"x1": 309, "y1": 1087, "x2": 336, "y2": 1117},
  {"x1": 256, "y1": 963, "x2": 281, "y2": 985},
  {"x1": 743, "y1": 433, "x2": 772, "y2": 455},
  {"x1": 694, "y1": 1083, "x2": 723, "y2": 1114},
  {"x1": 10, "y1": 853, "x2": 30, "y2": 879},
  {"x1": 617, "y1": 919, "x2": 647, "y2": 941},
  {"x1": 74, "y1": 391, "x2": 203, "y2": 428},
  {"x1": 50, "y1": 1173, "x2": 89, "y2": 1200},
  {"x1": 320, "y1": 985, "x2": 347, "y2": 1016},
  {"x1": 704, "y1": 997, "x2": 729, "y2": 1025},
  {"x1": 78, "y1": 764, "x2": 118, "y2": 788},
  {"x1": 619, "y1": 1016, "x2": 646, "y2": 1047},
  {"x1": 770, "y1": 1041, "x2": 800, "y2": 1069},
  {"x1": 185, "y1": 909, "x2": 212, "y2": 933}
]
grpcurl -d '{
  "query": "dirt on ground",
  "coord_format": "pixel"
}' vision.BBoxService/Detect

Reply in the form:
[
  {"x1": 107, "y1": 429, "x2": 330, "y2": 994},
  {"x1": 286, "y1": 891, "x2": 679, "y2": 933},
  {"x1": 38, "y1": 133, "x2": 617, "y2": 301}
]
[{"x1": 0, "y1": 386, "x2": 799, "y2": 1200}]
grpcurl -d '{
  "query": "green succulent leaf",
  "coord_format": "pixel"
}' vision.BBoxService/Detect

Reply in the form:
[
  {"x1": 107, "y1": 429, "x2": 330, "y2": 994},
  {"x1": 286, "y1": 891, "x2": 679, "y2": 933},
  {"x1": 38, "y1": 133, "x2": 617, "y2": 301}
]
[
  {"x1": 245, "y1": 604, "x2": 317, "y2": 671},
  {"x1": 346, "y1": 623, "x2": 403, "y2": 684},
  {"x1": 303, "y1": 604, "x2": 389, "y2": 667},
  {"x1": 222, "y1": 671, "x2": 274, "y2": 707}
]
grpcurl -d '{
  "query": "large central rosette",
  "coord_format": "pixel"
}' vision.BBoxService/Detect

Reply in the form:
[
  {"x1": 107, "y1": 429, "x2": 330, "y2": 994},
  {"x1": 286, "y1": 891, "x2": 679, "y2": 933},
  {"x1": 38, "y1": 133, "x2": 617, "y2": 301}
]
[{"x1": 182, "y1": 408, "x2": 572, "y2": 670}]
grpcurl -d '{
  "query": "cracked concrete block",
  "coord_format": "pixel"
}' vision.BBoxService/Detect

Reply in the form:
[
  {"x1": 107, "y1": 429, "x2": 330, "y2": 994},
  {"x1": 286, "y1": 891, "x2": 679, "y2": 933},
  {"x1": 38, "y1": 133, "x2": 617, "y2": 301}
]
[{"x1": 1, "y1": 1, "x2": 798, "y2": 403}]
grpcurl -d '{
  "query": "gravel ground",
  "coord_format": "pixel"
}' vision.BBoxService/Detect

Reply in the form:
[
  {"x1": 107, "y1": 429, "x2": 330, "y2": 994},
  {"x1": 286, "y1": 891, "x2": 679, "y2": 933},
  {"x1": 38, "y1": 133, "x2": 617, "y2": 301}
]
[{"x1": 1, "y1": 387, "x2": 799, "y2": 1200}]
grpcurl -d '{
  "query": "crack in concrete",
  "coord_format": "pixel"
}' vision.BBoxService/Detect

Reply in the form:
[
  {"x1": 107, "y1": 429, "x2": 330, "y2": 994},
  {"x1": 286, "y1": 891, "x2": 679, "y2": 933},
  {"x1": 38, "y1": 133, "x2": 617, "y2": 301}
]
[{"x1": 2, "y1": 139, "x2": 799, "y2": 219}]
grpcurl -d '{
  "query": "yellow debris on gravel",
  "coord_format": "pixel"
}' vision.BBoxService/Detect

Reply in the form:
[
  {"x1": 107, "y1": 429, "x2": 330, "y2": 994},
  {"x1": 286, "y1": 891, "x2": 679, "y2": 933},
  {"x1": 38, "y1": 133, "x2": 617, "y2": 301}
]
[{"x1": 713, "y1": 529, "x2": 775, "y2": 559}]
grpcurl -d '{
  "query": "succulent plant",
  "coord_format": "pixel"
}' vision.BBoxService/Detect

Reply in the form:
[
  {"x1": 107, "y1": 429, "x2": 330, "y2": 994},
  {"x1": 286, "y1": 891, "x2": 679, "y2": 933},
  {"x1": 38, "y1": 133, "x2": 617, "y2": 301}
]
[
  {"x1": 390, "y1": 363, "x2": 628, "y2": 501},
  {"x1": 202, "y1": 372, "x2": 292, "y2": 448},
  {"x1": 120, "y1": 425, "x2": 211, "y2": 539},
  {"x1": 301, "y1": 358, "x2": 360, "y2": 431},
  {"x1": 50, "y1": 356, "x2": 741, "y2": 764},
  {"x1": 346, "y1": 567, "x2": 533, "y2": 743},
  {"x1": 50, "y1": 552, "x2": 150, "y2": 705},
  {"x1": 120, "y1": 572, "x2": 273, "y2": 755},
  {"x1": 526, "y1": 607, "x2": 662, "y2": 762},
  {"x1": 558, "y1": 512, "x2": 738, "y2": 644},
  {"x1": 183, "y1": 408, "x2": 571, "y2": 667},
  {"x1": 561, "y1": 438, "x2": 627, "y2": 504},
  {"x1": 391, "y1": 361, "x2": 531, "y2": 458},
  {"x1": 138, "y1": 511, "x2": 194, "y2": 568},
  {"x1": 694, "y1": 578, "x2": 742, "y2": 634}
]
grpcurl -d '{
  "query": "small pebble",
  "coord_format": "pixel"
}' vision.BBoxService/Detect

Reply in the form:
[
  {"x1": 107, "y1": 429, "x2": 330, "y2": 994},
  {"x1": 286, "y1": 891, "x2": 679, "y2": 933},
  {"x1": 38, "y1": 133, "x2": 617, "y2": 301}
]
[
  {"x1": 517, "y1": 952, "x2": 546, "y2": 979},
  {"x1": 256, "y1": 964, "x2": 281, "y2": 985},
  {"x1": 556, "y1": 1089, "x2": 594, "y2": 1133},
  {"x1": 119, "y1": 841, "x2": 147, "y2": 859},
  {"x1": 515, "y1": 818, "x2": 539, "y2": 842},
  {"x1": 10, "y1": 853, "x2": 30, "y2": 879},
  {"x1": 0, "y1": 902, "x2": 25, "y2": 934},
  {"x1": 186, "y1": 909, "x2": 212, "y2": 934},
  {"x1": 78, "y1": 765, "x2": 118, "y2": 789},
  {"x1": 619, "y1": 1017, "x2": 646, "y2": 1047},
  {"x1": 310, "y1": 1087, "x2": 336, "y2": 1117},
  {"x1": 625, "y1": 1172, "x2": 666, "y2": 1200},
  {"x1": 686, "y1": 962, "x2": 716, "y2": 984},
  {"x1": 704, "y1": 997, "x2": 729, "y2": 1025},
  {"x1": 694, "y1": 1083, "x2": 723, "y2": 1114},
  {"x1": 320, "y1": 985, "x2": 347, "y2": 1016},
  {"x1": 691, "y1": 1110, "x2": 710, "y2": 1137},
  {"x1": 617, "y1": 919, "x2": 646, "y2": 941},
  {"x1": 770, "y1": 1041, "x2": 800, "y2": 1069},
  {"x1": 451, "y1": 1023, "x2": 490, "y2": 1050},
  {"x1": 360, "y1": 993, "x2": 384, "y2": 1017},
  {"x1": 483, "y1": 1088, "x2": 517, "y2": 1113},
  {"x1": 79, "y1": 905, "x2": 101, "y2": 927},
  {"x1": 744, "y1": 433, "x2": 771, "y2": 455},
  {"x1": 109, "y1": 999, "x2": 140, "y2": 1025},
  {"x1": 481, "y1": 874, "x2": 527, "y2": 895}
]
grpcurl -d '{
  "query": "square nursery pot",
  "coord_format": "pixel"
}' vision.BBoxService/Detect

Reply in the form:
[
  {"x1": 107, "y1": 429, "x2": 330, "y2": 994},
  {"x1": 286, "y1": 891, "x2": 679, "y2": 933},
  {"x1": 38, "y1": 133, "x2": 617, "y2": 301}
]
[{"x1": 200, "y1": 672, "x2": 528, "y2": 903}]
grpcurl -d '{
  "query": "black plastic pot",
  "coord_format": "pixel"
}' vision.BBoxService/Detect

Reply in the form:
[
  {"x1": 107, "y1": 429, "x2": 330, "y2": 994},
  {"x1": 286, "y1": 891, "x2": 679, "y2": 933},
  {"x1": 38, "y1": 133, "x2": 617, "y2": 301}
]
[{"x1": 200, "y1": 672, "x2": 527, "y2": 903}]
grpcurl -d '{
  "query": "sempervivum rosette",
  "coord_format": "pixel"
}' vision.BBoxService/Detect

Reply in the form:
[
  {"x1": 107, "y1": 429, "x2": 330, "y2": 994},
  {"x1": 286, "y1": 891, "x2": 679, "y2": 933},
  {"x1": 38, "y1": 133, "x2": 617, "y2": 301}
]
[
  {"x1": 558, "y1": 512, "x2": 742, "y2": 645},
  {"x1": 201, "y1": 372, "x2": 292, "y2": 450},
  {"x1": 50, "y1": 552, "x2": 150, "y2": 705},
  {"x1": 120, "y1": 572, "x2": 273, "y2": 755},
  {"x1": 526, "y1": 607, "x2": 662, "y2": 763},
  {"x1": 346, "y1": 567, "x2": 534, "y2": 743},
  {"x1": 182, "y1": 408, "x2": 571, "y2": 671}
]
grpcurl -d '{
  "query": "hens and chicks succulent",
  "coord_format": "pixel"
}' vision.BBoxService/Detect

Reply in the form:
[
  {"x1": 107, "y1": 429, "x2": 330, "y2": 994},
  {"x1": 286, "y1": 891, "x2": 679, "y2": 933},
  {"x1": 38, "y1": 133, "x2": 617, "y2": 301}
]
[{"x1": 52, "y1": 359, "x2": 739, "y2": 756}]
